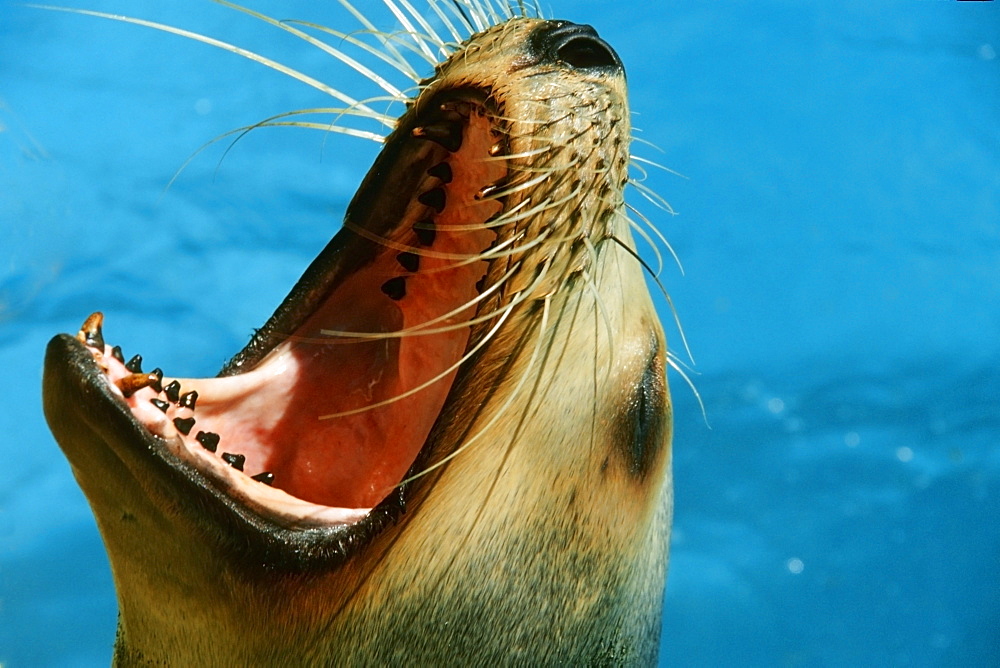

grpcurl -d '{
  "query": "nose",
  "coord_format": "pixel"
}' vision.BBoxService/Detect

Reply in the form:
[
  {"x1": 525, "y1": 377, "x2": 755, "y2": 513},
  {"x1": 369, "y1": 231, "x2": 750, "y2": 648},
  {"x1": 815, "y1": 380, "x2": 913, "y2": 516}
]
[{"x1": 531, "y1": 21, "x2": 624, "y2": 74}]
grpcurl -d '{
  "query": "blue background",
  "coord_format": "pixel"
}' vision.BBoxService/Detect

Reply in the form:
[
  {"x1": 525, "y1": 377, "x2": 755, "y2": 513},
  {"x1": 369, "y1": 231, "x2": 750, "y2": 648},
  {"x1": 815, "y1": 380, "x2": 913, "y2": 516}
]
[{"x1": 2, "y1": 1, "x2": 998, "y2": 665}]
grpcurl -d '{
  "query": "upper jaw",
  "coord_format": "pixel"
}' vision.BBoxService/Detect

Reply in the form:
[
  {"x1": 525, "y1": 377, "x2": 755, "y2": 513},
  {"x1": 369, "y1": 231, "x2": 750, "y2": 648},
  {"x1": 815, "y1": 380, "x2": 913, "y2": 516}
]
[{"x1": 42, "y1": 87, "x2": 508, "y2": 570}]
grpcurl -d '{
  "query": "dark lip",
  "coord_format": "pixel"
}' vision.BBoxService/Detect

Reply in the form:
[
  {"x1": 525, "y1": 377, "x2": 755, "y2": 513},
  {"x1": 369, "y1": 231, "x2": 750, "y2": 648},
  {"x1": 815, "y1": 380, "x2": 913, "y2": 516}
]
[{"x1": 44, "y1": 86, "x2": 502, "y2": 573}]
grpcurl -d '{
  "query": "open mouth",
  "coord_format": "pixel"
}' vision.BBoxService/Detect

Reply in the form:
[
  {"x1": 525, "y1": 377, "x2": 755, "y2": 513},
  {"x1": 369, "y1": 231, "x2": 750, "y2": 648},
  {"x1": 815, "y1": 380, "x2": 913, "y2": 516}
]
[{"x1": 65, "y1": 88, "x2": 509, "y2": 531}]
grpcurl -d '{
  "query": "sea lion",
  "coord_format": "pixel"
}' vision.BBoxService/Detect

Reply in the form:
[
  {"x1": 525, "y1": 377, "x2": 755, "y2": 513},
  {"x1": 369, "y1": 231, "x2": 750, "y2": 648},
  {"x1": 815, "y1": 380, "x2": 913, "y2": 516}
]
[{"x1": 42, "y1": 1, "x2": 674, "y2": 664}]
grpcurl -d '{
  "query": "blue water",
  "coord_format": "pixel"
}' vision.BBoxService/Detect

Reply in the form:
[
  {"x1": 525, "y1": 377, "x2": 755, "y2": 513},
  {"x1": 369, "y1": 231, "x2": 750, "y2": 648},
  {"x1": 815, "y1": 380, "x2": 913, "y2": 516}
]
[{"x1": 2, "y1": 1, "x2": 998, "y2": 665}]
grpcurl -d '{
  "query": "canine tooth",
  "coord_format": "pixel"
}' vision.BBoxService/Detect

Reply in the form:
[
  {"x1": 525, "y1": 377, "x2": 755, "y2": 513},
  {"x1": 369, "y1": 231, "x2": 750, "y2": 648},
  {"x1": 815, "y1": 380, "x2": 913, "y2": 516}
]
[
  {"x1": 417, "y1": 187, "x2": 446, "y2": 214},
  {"x1": 221, "y1": 452, "x2": 245, "y2": 471},
  {"x1": 111, "y1": 345, "x2": 125, "y2": 363},
  {"x1": 411, "y1": 123, "x2": 462, "y2": 152},
  {"x1": 150, "y1": 398, "x2": 170, "y2": 413},
  {"x1": 179, "y1": 391, "x2": 198, "y2": 410},
  {"x1": 489, "y1": 142, "x2": 503, "y2": 156},
  {"x1": 195, "y1": 431, "x2": 220, "y2": 453},
  {"x1": 381, "y1": 277, "x2": 407, "y2": 301},
  {"x1": 426, "y1": 162, "x2": 453, "y2": 183},
  {"x1": 80, "y1": 312, "x2": 105, "y2": 351},
  {"x1": 173, "y1": 416, "x2": 195, "y2": 436},
  {"x1": 125, "y1": 354, "x2": 143, "y2": 374},
  {"x1": 163, "y1": 380, "x2": 181, "y2": 403},
  {"x1": 251, "y1": 471, "x2": 274, "y2": 485},
  {"x1": 396, "y1": 252, "x2": 420, "y2": 273},
  {"x1": 117, "y1": 372, "x2": 158, "y2": 398},
  {"x1": 414, "y1": 220, "x2": 436, "y2": 246}
]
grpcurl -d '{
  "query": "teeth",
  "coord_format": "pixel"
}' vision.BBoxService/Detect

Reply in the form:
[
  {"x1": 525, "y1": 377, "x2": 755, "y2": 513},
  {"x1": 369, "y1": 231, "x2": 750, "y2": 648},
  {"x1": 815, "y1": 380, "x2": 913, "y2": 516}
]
[
  {"x1": 417, "y1": 187, "x2": 446, "y2": 214},
  {"x1": 381, "y1": 276, "x2": 407, "y2": 301},
  {"x1": 79, "y1": 312, "x2": 105, "y2": 351},
  {"x1": 251, "y1": 471, "x2": 274, "y2": 485},
  {"x1": 195, "y1": 431, "x2": 220, "y2": 453},
  {"x1": 411, "y1": 122, "x2": 463, "y2": 152},
  {"x1": 414, "y1": 220, "x2": 437, "y2": 246},
  {"x1": 173, "y1": 416, "x2": 195, "y2": 436},
  {"x1": 396, "y1": 252, "x2": 420, "y2": 273},
  {"x1": 125, "y1": 354, "x2": 144, "y2": 374},
  {"x1": 149, "y1": 368, "x2": 164, "y2": 393},
  {"x1": 179, "y1": 391, "x2": 198, "y2": 410},
  {"x1": 163, "y1": 380, "x2": 181, "y2": 403},
  {"x1": 87, "y1": 315, "x2": 282, "y2": 490},
  {"x1": 116, "y1": 372, "x2": 160, "y2": 398},
  {"x1": 427, "y1": 161, "x2": 453, "y2": 183},
  {"x1": 221, "y1": 452, "x2": 245, "y2": 471}
]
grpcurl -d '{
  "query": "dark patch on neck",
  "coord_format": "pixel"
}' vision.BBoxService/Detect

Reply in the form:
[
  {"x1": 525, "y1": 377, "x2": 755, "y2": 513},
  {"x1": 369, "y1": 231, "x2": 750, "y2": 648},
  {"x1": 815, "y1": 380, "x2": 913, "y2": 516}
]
[{"x1": 616, "y1": 337, "x2": 667, "y2": 479}]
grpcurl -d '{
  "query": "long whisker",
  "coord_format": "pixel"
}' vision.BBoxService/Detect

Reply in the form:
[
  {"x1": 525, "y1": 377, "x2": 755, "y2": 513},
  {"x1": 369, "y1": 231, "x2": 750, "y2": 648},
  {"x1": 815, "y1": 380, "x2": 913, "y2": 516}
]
[
  {"x1": 285, "y1": 20, "x2": 420, "y2": 81},
  {"x1": 606, "y1": 234, "x2": 694, "y2": 366},
  {"x1": 396, "y1": 0, "x2": 451, "y2": 58},
  {"x1": 629, "y1": 178, "x2": 677, "y2": 215},
  {"x1": 318, "y1": 263, "x2": 522, "y2": 340},
  {"x1": 395, "y1": 294, "x2": 551, "y2": 487},
  {"x1": 31, "y1": 5, "x2": 389, "y2": 125},
  {"x1": 426, "y1": 1, "x2": 466, "y2": 44},
  {"x1": 667, "y1": 351, "x2": 707, "y2": 423},
  {"x1": 624, "y1": 203, "x2": 683, "y2": 276},
  {"x1": 338, "y1": 0, "x2": 414, "y2": 72},
  {"x1": 162, "y1": 107, "x2": 388, "y2": 193},
  {"x1": 384, "y1": 0, "x2": 441, "y2": 63},
  {"x1": 319, "y1": 303, "x2": 514, "y2": 419},
  {"x1": 617, "y1": 209, "x2": 665, "y2": 277},
  {"x1": 210, "y1": 0, "x2": 407, "y2": 100}
]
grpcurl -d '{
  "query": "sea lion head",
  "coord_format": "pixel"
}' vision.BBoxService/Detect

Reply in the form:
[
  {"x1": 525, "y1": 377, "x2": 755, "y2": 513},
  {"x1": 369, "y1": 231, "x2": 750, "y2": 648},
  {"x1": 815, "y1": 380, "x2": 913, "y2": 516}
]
[{"x1": 43, "y1": 6, "x2": 673, "y2": 664}]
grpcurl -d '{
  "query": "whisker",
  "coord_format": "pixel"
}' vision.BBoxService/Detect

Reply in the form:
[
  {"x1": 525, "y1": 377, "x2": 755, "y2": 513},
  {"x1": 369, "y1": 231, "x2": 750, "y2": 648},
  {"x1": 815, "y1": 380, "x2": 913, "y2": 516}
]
[
  {"x1": 338, "y1": 0, "x2": 415, "y2": 72},
  {"x1": 623, "y1": 203, "x2": 683, "y2": 275},
  {"x1": 384, "y1": 0, "x2": 441, "y2": 63},
  {"x1": 160, "y1": 106, "x2": 387, "y2": 194},
  {"x1": 667, "y1": 351, "x2": 707, "y2": 423},
  {"x1": 426, "y1": 0, "x2": 466, "y2": 44},
  {"x1": 396, "y1": 0, "x2": 451, "y2": 58},
  {"x1": 629, "y1": 178, "x2": 677, "y2": 215},
  {"x1": 606, "y1": 234, "x2": 694, "y2": 365},
  {"x1": 616, "y1": 210, "x2": 665, "y2": 277},
  {"x1": 438, "y1": 0, "x2": 478, "y2": 36},
  {"x1": 286, "y1": 21, "x2": 421, "y2": 81},
  {"x1": 581, "y1": 264, "x2": 615, "y2": 363},
  {"x1": 210, "y1": 0, "x2": 407, "y2": 99},
  {"x1": 396, "y1": 294, "x2": 551, "y2": 487},
  {"x1": 456, "y1": 0, "x2": 487, "y2": 32},
  {"x1": 319, "y1": 303, "x2": 514, "y2": 419},
  {"x1": 32, "y1": 5, "x2": 391, "y2": 125}
]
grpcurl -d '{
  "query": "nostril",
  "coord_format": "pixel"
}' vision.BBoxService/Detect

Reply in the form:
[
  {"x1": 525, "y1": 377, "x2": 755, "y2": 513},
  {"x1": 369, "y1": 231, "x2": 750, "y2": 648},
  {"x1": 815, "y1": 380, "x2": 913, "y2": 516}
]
[
  {"x1": 556, "y1": 34, "x2": 619, "y2": 70},
  {"x1": 531, "y1": 21, "x2": 624, "y2": 74}
]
